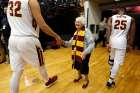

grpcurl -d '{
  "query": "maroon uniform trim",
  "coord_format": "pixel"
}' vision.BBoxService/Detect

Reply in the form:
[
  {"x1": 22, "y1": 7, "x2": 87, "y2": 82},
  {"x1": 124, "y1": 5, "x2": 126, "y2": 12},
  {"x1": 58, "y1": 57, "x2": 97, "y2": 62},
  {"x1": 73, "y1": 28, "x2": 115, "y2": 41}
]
[{"x1": 36, "y1": 46, "x2": 44, "y2": 66}]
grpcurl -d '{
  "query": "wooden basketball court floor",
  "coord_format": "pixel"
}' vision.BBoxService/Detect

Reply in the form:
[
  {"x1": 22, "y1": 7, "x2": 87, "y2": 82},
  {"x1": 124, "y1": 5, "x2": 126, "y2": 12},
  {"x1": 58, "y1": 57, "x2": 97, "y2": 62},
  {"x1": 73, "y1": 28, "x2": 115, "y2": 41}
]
[{"x1": 0, "y1": 47, "x2": 140, "y2": 93}]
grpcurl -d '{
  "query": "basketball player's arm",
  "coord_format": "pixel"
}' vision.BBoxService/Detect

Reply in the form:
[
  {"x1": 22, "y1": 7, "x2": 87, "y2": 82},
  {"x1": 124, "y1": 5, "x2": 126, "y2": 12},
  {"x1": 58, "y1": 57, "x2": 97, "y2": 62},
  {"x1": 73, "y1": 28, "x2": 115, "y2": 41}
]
[
  {"x1": 106, "y1": 17, "x2": 112, "y2": 44},
  {"x1": 29, "y1": 0, "x2": 63, "y2": 44},
  {"x1": 127, "y1": 18, "x2": 136, "y2": 49},
  {"x1": 106, "y1": 17, "x2": 112, "y2": 52}
]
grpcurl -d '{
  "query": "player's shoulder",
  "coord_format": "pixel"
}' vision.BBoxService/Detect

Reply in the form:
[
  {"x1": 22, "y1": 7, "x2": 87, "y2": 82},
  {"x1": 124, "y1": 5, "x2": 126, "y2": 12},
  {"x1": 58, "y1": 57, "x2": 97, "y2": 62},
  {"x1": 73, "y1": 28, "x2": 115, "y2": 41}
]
[
  {"x1": 111, "y1": 14, "x2": 119, "y2": 19},
  {"x1": 124, "y1": 14, "x2": 132, "y2": 19},
  {"x1": 124, "y1": 14, "x2": 131, "y2": 17},
  {"x1": 112, "y1": 14, "x2": 118, "y2": 17}
]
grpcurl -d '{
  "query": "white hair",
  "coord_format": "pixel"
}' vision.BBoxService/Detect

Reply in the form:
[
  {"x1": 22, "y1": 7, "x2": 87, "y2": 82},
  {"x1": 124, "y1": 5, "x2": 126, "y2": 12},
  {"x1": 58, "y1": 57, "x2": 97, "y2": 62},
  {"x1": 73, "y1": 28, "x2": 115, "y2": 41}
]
[{"x1": 75, "y1": 16, "x2": 85, "y2": 25}]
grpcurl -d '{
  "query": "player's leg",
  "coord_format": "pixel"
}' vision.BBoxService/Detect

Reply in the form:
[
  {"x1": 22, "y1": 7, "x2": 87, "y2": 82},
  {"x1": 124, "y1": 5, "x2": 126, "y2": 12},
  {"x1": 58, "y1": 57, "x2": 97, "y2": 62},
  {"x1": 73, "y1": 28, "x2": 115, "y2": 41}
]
[
  {"x1": 38, "y1": 65, "x2": 58, "y2": 88},
  {"x1": 35, "y1": 46, "x2": 48, "y2": 81},
  {"x1": 9, "y1": 37, "x2": 25, "y2": 93},
  {"x1": 108, "y1": 48, "x2": 115, "y2": 70},
  {"x1": 35, "y1": 45, "x2": 58, "y2": 87},
  {"x1": 21, "y1": 37, "x2": 57, "y2": 87},
  {"x1": 106, "y1": 48, "x2": 116, "y2": 88},
  {"x1": 110, "y1": 49, "x2": 126, "y2": 79},
  {"x1": 10, "y1": 69, "x2": 24, "y2": 93},
  {"x1": 107, "y1": 49, "x2": 126, "y2": 88}
]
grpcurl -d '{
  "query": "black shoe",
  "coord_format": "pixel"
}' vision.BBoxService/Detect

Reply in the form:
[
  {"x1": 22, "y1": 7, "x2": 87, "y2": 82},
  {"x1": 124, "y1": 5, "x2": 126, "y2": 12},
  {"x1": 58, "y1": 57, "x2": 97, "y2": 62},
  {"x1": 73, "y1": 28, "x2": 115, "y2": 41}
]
[
  {"x1": 45, "y1": 75, "x2": 58, "y2": 88},
  {"x1": 82, "y1": 80, "x2": 89, "y2": 89},
  {"x1": 73, "y1": 76, "x2": 82, "y2": 83},
  {"x1": 106, "y1": 81, "x2": 115, "y2": 88}
]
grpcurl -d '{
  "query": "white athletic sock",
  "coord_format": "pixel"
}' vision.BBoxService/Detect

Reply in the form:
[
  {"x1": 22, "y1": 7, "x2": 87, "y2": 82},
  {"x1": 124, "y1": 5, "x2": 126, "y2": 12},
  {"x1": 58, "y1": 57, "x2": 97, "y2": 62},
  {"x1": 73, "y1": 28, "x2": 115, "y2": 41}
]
[
  {"x1": 38, "y1": 66, "x2": 49, "y2": 82},
  {"x1": 108, "y1": 78, "x2": 114, "y2": 83},
  {"x1": 111, "y1": 63, "x2": 120, "y2": 79},
  {"x1": 109, "y1": 59, "x2": 114, "y2": 69},
  {"x1": 10, "y1": 70, "x2": 23, "y2": 93},
  {"x1": 24, "y1": 75, "x2": 32, "y2": 87}
]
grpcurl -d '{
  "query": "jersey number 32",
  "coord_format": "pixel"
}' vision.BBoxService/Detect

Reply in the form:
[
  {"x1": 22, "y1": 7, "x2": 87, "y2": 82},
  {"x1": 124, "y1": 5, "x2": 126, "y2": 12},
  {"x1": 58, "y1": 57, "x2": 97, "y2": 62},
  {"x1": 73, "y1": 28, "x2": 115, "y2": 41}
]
[{"x1": 8, "y1": 1, "x2": 22, "y2": 17}]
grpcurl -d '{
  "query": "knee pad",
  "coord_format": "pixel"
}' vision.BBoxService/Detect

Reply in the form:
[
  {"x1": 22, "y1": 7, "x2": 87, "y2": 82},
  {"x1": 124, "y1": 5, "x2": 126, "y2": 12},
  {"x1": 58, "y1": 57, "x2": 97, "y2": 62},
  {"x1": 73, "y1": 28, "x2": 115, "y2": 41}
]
[{"x1": 108, "y1": 56, "x2": 114, "y2": 66}]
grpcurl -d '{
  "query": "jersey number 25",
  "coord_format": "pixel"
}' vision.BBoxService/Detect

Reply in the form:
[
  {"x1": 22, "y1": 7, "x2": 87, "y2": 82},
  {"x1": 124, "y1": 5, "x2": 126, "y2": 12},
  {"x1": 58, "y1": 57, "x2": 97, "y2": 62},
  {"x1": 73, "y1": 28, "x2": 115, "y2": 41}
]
[
  {"x1": 8, "y1": 1, "x2": 22, "y2": 17},
  {"x1": 114, "y1": 20, "x2": 127, "y2": 30}
]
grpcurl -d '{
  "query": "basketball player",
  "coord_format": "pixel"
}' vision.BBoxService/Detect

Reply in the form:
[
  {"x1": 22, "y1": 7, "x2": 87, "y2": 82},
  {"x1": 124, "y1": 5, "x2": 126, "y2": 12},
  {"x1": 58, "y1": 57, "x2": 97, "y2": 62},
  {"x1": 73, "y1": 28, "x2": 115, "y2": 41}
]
[
  {"x1": 106, "y1": 7, "x2": 136, "y2": 88},
  {"x1": 7, "y1": 0, "x2": 63, "y2": 93}
]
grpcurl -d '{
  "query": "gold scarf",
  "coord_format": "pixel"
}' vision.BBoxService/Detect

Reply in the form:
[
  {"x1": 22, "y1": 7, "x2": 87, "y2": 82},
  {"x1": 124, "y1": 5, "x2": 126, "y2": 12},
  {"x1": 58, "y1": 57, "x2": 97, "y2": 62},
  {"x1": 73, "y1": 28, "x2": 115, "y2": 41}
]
[{"x1": 72, "y1": 30, "x2": 85, "y2": 63}]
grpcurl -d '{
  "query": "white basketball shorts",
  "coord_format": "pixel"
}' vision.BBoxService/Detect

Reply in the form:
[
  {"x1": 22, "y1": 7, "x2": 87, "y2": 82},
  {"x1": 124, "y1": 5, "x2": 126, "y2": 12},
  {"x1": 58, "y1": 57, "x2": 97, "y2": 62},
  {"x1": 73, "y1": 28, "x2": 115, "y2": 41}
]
[
  {"x1": 8, "y1": 36, "x2": 44, "y2": 71},
  {"x1": 110, "y1": 48, "x2": 126, "y2": 65}
]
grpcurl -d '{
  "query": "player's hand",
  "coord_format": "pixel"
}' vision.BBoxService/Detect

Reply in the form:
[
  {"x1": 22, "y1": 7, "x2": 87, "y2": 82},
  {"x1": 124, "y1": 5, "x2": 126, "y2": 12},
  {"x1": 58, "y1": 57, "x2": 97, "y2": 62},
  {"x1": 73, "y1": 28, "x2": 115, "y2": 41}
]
[
  {"x1": 55, "y1": 36, "x2": 64, "y2": 45},
  {"x1": 107, "y1": 44, "x2": 111, "y2": 52}
]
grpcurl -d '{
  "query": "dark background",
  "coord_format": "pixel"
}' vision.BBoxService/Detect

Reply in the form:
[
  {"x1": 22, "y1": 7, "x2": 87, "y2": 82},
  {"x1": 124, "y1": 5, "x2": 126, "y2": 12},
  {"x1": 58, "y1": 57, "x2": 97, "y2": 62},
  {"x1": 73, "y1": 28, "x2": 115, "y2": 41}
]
[{"x1": 0, "y1": 0, "x2": 140, "y2": 49}]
